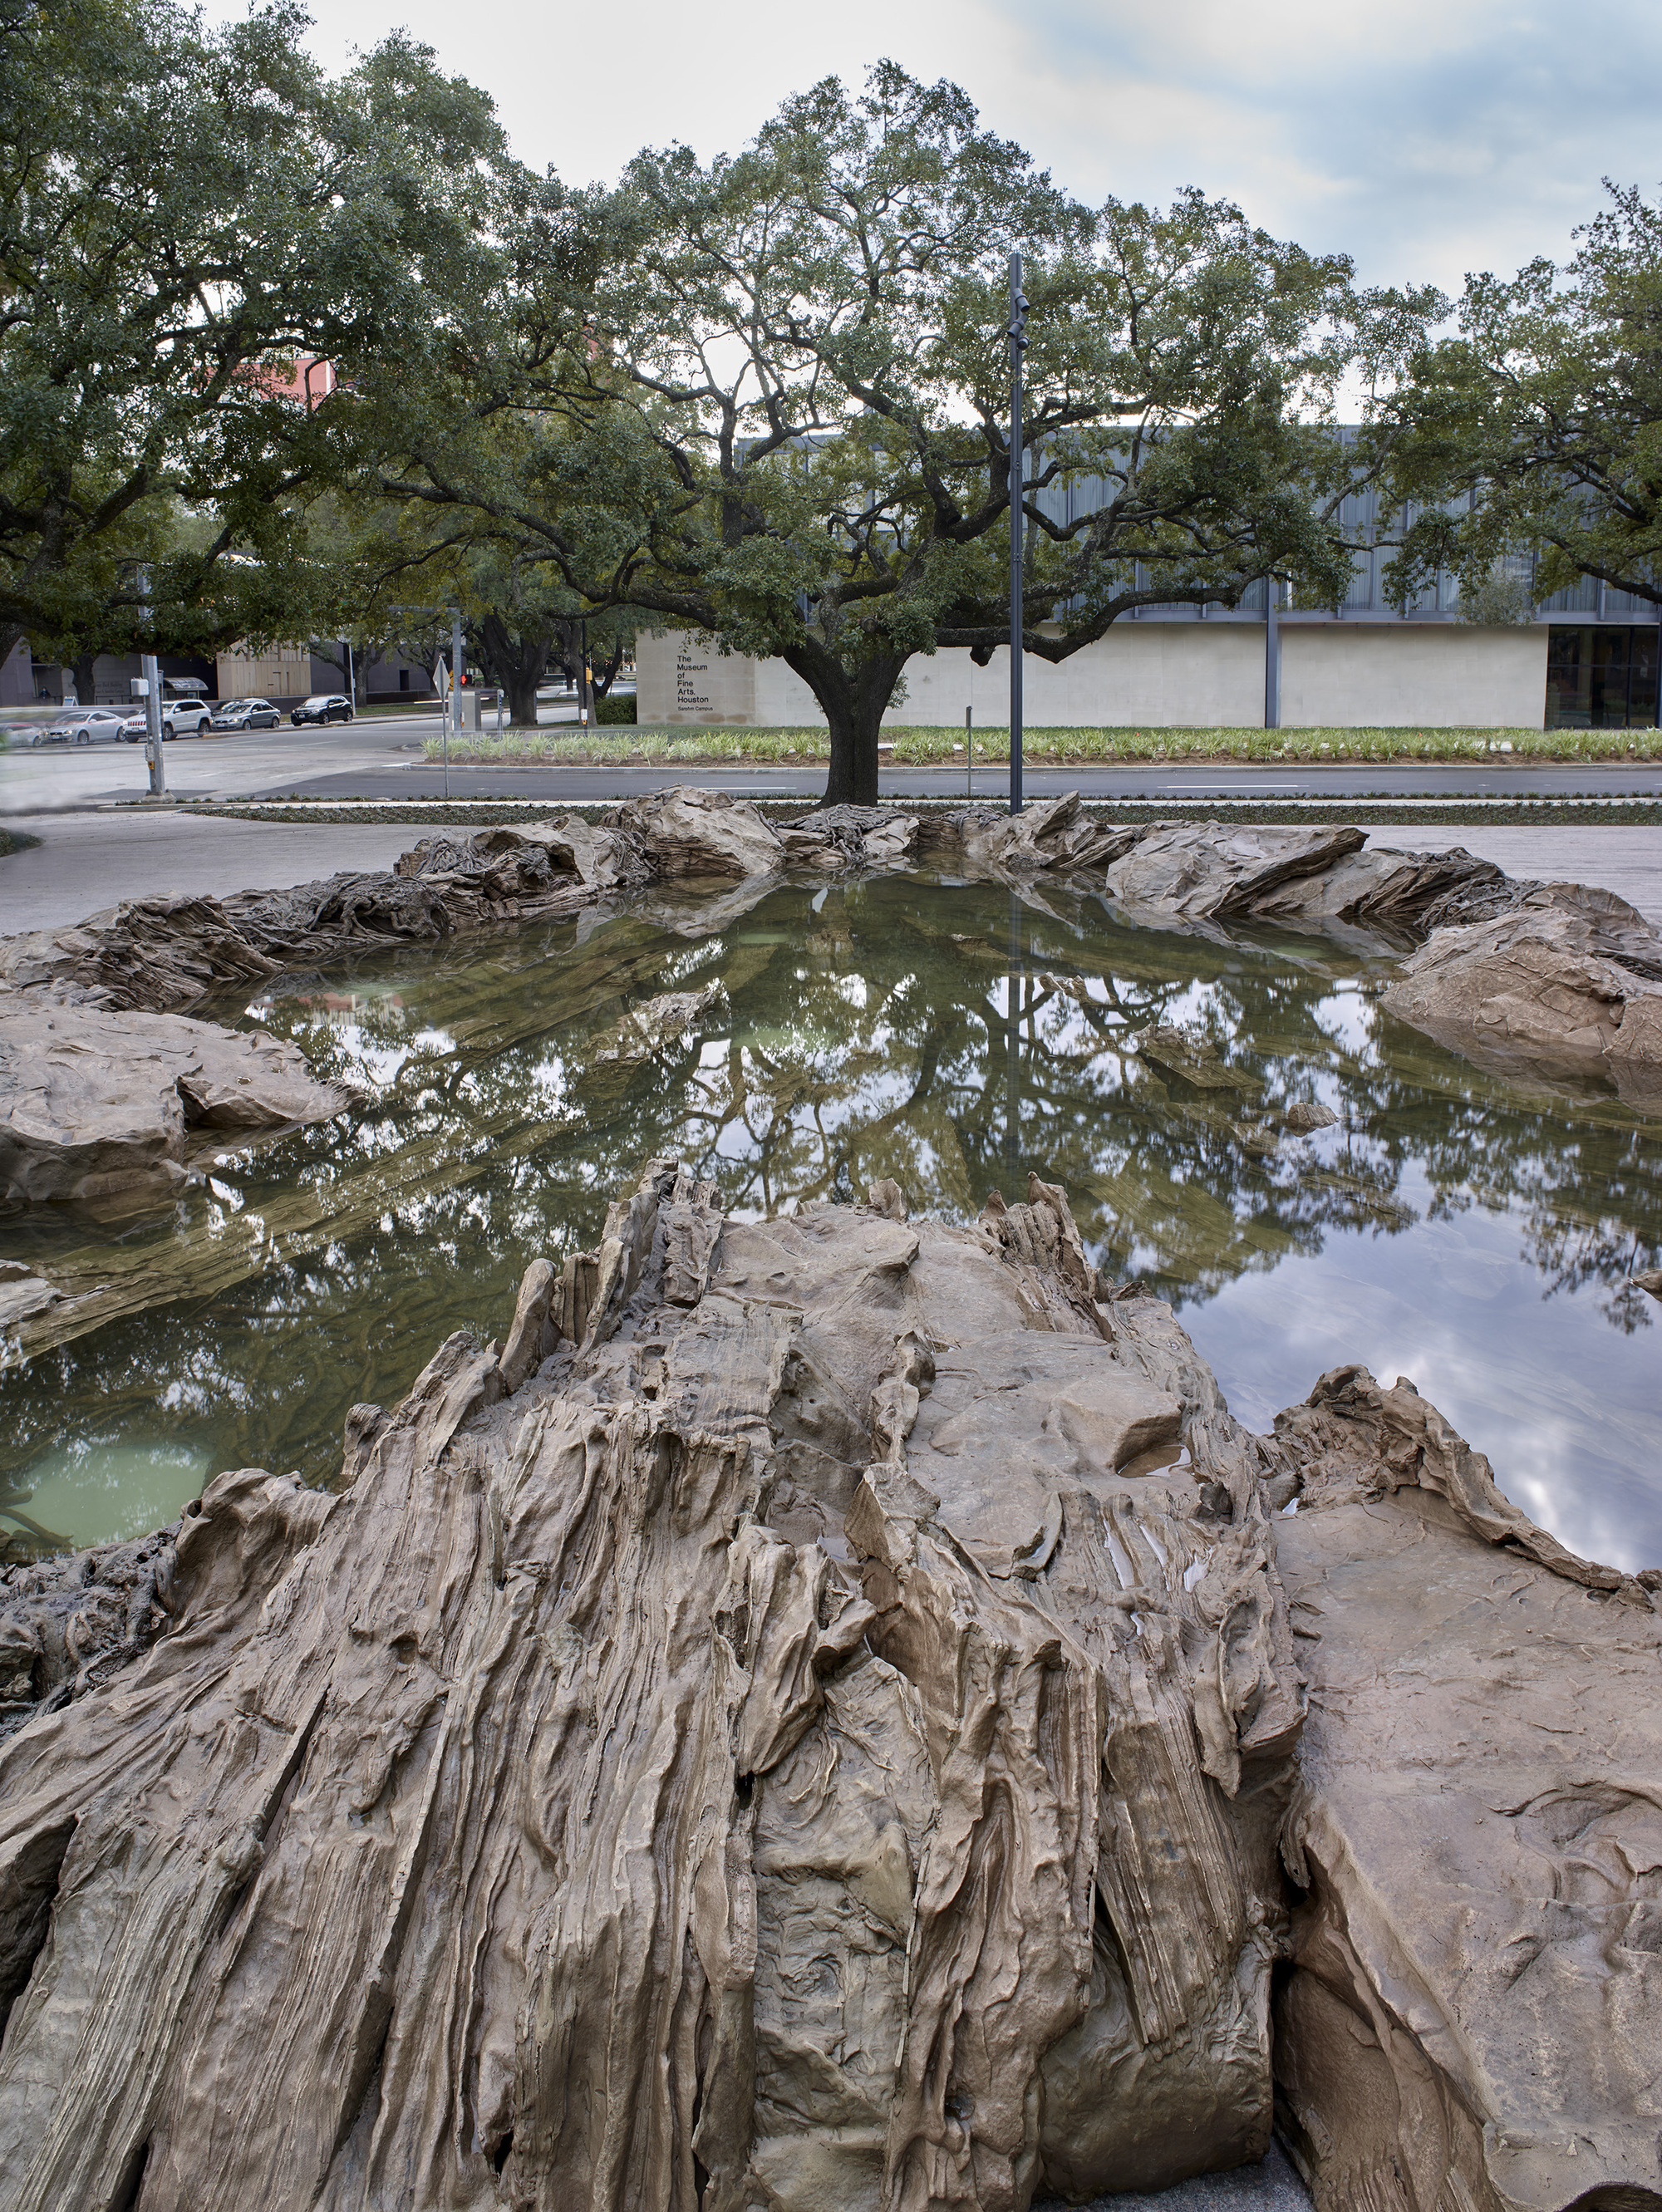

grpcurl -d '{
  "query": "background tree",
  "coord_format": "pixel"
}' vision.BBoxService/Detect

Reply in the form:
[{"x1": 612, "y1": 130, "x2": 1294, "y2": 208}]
[
  {"x1": 377, "y1": 65, "x2": 1371, "y2": 802},
  {"x1": 0, "y1": 0, "x2": 514, "y2": 673},
  {"x1": 1378, "y1": 184, "x2": 1662, "y2": 607}
]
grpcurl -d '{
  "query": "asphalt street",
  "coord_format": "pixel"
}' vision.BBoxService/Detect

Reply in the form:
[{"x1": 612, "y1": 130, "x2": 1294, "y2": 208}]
[{"x1": 6, "y1": 715, "x2": 1662, "y2": 811}]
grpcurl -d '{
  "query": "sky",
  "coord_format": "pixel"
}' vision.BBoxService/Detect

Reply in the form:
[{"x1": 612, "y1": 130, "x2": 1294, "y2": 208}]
[{"x1": 209, "y1": 0, "x2": 1660, "y2": 298}]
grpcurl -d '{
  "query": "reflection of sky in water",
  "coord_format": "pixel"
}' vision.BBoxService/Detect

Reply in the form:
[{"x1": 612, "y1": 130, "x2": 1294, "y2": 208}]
[
  {"x1": 1197, "y1": 1191, "x2": 1656, "y2": 1570},
  {"x1": 5, "y1": 874, "x2": 1662, "y2": 1569}
]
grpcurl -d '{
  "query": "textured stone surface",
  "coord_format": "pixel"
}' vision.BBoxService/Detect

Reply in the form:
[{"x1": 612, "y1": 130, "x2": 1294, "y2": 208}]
[
  {"x1": 1270, "y1": 1366, "x2": 1662, "y2": 2212},
  {"x1": 0, "y1": 1170, "x2": 1654, "y2": 2209},
  {"x1": 0, "y1": 999, "x2": 352, "y2": 1208},
  {"x1": 1381, "y1": 880, "x2": 1662, "y2": 1107},
  {"x1": 1103, "y1": 824, "x2": 1369, "y2": 930},
  {"x1": 615, "y1": 784, "x2": 788, "y2": 877},
  {"x1": 0, "y1": 1167, "x2": 1306, "y2": 2210}
]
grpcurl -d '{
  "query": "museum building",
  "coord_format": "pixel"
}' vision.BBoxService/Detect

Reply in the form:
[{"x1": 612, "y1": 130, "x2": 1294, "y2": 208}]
[{"x1": 639, "y1": 451, "x2": 1661, "y2": 732}]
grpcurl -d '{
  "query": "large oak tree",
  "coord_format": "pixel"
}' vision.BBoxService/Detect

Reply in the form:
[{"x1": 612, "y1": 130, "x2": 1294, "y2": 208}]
[
  {"x1": 379, "y1": 65, "x2": 1374, "y2": 802},
  {"x1": 1379, "y1": 184, "x2": 1662, "y2": 611}
]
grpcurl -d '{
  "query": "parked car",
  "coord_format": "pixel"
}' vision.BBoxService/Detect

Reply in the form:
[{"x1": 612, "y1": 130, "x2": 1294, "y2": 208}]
[
  {"x1": 209, "y1": 696, "x2": 282, "y2": 731},
  {"x1": 47, "y1": 706, "x2": 127, "y2": 745},
  {"x1": 118, "y1": 711, "x2": 176, "y2": 743},
  {"x1": 290, "y1": 694, "x2": 355, "y2": 725},
  {"x1": 160, "y1": 696, "x2": 214, "y2": 738},
  {"x1": 12, "y1": 721, "x2": 61, "y2": 747}
]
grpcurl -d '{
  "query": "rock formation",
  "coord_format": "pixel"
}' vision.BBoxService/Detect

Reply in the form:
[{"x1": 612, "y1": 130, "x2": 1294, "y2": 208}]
[
  {"x1": 0, "y1": 999, "x2": 352, "y2": 1210},
  {"x1": 1271, "y1": 1368, "x2": 1662, "y2": 2212},
  {"x1": 1381, "y1": 878, "x2": 1662, "y2": 1109},
  {"x1": 0, "y1": 1166, "x2": 1655, "y2": 2210},
  {"x1": 9, "y1": 793, "x2": 1650, "y2": 1207}
]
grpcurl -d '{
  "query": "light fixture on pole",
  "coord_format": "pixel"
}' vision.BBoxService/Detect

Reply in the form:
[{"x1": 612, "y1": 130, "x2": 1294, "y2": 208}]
[{"x1": 1007, "y1": 251, "x2": 1028, "y2": 818}]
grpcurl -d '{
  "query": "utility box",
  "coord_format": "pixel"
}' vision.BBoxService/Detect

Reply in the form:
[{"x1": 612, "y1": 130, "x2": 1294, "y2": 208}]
[{"x1": 455, "y1": 687, "x2": 478, "y2": 735}]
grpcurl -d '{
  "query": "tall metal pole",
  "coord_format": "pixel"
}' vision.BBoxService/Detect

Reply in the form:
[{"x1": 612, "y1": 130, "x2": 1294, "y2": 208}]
[
  {"x1": 1008, "y1": 251, "x2": 1027, "y2": 817},
  {"x1": 1005, "y1": 892, "x2": 1022, "y2": 1168},
  {"x1": 142, "y1": 653, "x2": 165, "y2": 799},
  {"x1": 1264, "y1": 576, "x2": 1282, "y2": 730},
  {"x1": 440, "y1": 656, "x2": 450, "y2": 799}
]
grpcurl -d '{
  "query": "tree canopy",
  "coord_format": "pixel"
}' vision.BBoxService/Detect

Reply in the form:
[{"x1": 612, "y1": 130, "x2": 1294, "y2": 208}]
[
  {"x1": 1379, "y1": 183, "x2": 1662, "y2": 611},
  {"x1": 0, "y1": 0, "x2": 510, "y2": 668},
  {"x1": 370, "y1": 64, "x2": 1374, "y2": 800}
]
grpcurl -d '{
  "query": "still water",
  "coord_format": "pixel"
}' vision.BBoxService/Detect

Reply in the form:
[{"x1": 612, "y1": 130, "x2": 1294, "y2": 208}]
[{"x1": 3, "y1": 872, "x2": 1660, "y2": 1568}]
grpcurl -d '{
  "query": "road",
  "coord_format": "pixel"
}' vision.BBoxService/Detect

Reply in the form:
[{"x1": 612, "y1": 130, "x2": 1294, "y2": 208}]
[{"x1": 6, "y1": 716, "x2": 1662, "y2": 812}]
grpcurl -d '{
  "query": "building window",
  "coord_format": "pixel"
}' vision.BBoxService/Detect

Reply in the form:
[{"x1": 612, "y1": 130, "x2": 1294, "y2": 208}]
[{"x1": 1546, "y1": 625, "x2": 1661, "y2": 729}]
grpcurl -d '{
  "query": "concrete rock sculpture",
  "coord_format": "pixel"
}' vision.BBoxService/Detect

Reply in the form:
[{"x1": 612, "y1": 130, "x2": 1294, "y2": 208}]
[
  {"x1": 0, "y1": 1167, "x2": 1654, "y2": 2210},
  {"x1": 1381, "y1": 879, "x2": 1662, "y2": 1108},
  {"x1": 0, "y1": 999, "x2": 352, "y2": 1209},
  {"x1": 1271, "y1": 1367, "x2": 1662, "y2": 2212}
]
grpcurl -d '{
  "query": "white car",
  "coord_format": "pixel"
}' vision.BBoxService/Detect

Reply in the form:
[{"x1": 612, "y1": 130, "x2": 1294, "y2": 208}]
[
  {"x1": 48, "y1": 706, "x2": 127, "y2": 745},
  {"x1": 119, "y1": 711, "x2": 178, "y2": 744},
  {"x1": 160, "y1": 696, "x2": 214, "y2": 738}
]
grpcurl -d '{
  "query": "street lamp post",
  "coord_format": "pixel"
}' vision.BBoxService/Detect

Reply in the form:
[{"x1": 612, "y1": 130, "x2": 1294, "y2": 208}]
[
  {"x1": 1265, "y1": 578, "x2": 1282, "y2": 730},
  {"x1": 1008, "y1": 251, "x2": 1028, "y2": 817}
]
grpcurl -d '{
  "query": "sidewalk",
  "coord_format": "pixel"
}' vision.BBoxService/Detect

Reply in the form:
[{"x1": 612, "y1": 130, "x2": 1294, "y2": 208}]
[{"x1": 0, "y1": 809, "x2": 424, "y2": 936}]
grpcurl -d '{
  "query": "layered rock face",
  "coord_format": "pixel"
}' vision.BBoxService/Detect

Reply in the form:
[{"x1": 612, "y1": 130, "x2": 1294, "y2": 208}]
[
  {"x1": 1381, "y1": 879, "x2": 1662, "y2": 1108},
  {"x1": 1271, "y1": 1369, "x2": 1662, "y2": 2212},
  {"x1": 0, "y1": 1167, "x2": 1655, "y2": 2211}
]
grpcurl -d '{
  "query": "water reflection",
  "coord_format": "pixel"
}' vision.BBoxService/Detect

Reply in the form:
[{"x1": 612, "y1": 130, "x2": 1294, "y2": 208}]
[{"x1": 2, "y1": 873, "x2": 1660, "y2": 1567}]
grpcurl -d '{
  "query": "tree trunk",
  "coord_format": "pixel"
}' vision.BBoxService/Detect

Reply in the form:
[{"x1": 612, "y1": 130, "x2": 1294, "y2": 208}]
[
  {"x1": 71, "y1": 651, "x2": 98, "y2": 707},
  {"x1": 590, "y1": 640, "x2": 626, "y2": 701},
  {"x1": 478, "y1": 613, "x2": 553, "y2": 730},
  {"x1": 782, "y1": 641, "x2": 908, "y2": 807}
]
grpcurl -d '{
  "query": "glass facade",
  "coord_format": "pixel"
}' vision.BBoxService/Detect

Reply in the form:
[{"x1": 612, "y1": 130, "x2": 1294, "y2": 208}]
[{"x1": 1545, "y1": 625, "x2": 1661, "y2": 728}]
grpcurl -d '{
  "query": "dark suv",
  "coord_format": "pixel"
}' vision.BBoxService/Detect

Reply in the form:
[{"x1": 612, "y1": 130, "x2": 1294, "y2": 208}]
[{"x1": 290, "y1": 694, "x2": 355, "y2": 726}]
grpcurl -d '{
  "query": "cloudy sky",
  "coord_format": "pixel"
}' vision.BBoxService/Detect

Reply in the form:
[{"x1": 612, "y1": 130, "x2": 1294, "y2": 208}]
[{"x1": 214, "y1": 0, "x2": 1659, "y2": 297}]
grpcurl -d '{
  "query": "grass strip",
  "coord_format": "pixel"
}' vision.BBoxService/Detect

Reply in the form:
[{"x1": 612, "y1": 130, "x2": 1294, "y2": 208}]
[{"x1": 422, "y1": 723, "x2": 1662, "y2": 769}]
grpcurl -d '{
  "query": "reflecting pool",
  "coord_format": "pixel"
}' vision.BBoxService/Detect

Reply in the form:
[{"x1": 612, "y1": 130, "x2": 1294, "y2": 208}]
[{"x1": 4, "y1": 871, "x2": 1660, "y2": 1568}]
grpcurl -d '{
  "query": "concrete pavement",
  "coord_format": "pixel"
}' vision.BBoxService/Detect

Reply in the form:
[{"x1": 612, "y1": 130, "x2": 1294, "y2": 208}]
[
  {"x1": 0, "y1": 809, "x2": 429, "y2": 936},
  {"x1": 1037, "y1": 2141, "x2": 1311, "y2": 2211}
]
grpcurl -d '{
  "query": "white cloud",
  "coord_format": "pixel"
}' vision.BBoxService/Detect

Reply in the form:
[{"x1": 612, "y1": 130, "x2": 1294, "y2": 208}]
[{"x1": 209, "y1": 0, "x2": 1662, "y2": 290}]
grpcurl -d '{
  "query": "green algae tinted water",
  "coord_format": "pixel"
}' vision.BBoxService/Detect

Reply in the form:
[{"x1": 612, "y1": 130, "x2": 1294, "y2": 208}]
[{"x1": 3, "y1": 870, "x2": 1660, "y2": 1570}]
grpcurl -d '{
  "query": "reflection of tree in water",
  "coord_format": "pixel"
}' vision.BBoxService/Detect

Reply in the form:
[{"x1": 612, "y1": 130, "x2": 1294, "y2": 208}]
[{"x1": 4, "y1": 872, "x2": 1662, "y2": 1510}]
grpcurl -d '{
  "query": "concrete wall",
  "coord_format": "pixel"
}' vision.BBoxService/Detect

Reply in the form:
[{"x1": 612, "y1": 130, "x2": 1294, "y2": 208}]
[
  {"x1": 637, "y1": 621, "x2": 1550, "y2": 730},
  {"x1": 640, "y1": 624, "x2": 1267, "y2": 728},
  {"x1": 218, "y1": 641, "x2": 312, "y2": 701},
  {"x1": 635, "y1": 633, "x2": 758, "y2": 724},
  {"x1": 1279, "y1": 623, "x2": 1547, "y2": 729}
]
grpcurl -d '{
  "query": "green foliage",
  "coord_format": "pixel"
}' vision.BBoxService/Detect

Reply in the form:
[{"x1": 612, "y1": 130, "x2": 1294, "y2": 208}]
[
  {"x1": 381, "y1": 63, "x2": 1377, "y2": 801},
  {"x1": 423, "y1": 720, "x2": 1636, "y2": 765},
  {"x1": 0, "y1": 0, "x2": 515, "y2": 663},
  {"x1": 1382, "y1": 183, "x2": 1662, "y2": 607},
  {"x1": 595, "y1": 694, "x2": 637, "y2": 723}
]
